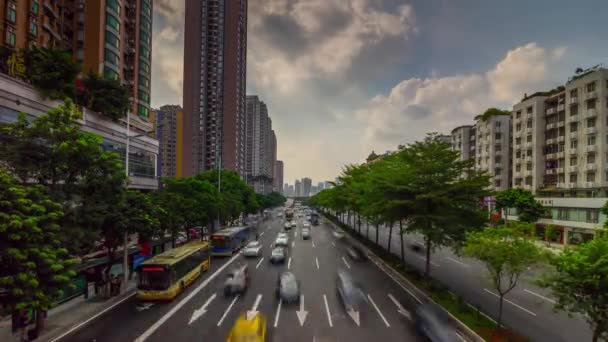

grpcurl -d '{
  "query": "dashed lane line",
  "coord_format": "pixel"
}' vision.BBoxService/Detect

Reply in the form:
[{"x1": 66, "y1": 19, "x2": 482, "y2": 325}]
[
  {"x1": 255, "y1": 258, "x2": 264, "y2": 269},
  {"x1": 342, "y1": 256, "x2": 351, "y2": 269},
  {"x1": 217, "y1": 295, "x2": 240, "y2": 327},
  {"x1": 483, "y1": 289, "x2": 536, "y2": 316},
  {"x1": 323, "y1": 294, "x2": 333, "y2": 327},
  {"x1": 315, "y1": 257, "x2": 320, "y2": 270},
  {"x1": 446, "y1": 257, "x2": 470, "y2": 268},
  {"x1": 368, "y1": 294, "x2": 390, "y2": 327},
  {"x1": 524, "y1": 289, "x2": 556, "y2": 304},
  {"x1": 273, "y1": 299, "x2": 282, "y2": 328}
]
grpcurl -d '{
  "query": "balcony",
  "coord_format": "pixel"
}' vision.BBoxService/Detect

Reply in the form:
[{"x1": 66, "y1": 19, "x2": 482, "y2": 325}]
[
  {"x1": 557, "y1": 182, "x2": 567, "y2": 188},
  {"x1": 587, "y1": 127, "x2": 597, "y2": 134},
  {"x1": 557, "y1": 121, "x2": 565, "y2": 128},
  {"x1": 524, "y1": 169, "x2": 533, "y2": 176},
  {"x1": 546, "y1": 107, "x2": 556, "y2": 115},
  {"x1": 569, "y1": 114, "x2": 580, "y2": 122},
  {"x1": 495, "y1": 162, "x2": 502, "y2": 168},
  {"x1": 586, "y1": 91, "x2": 597, "y2": 100},
  {"x1": 586, "y1": 145, "x2": 596, "y2": 153},
  {"x1": 557, "y1": 167, "x2": 565, "y2": 174},
  {"x1": 570, "y1": 97, "x2": 579, "y2": 105},
  {"x1": 546, "y1": 123, "x2": 556, "y2": 130},
  {"x1": 557, "y1": 104, "x2": 565, "y2": 112},
  {"x1": 557, "y1": 135, "x2": 565, "y2": 142},
  {"x1": 556, "y1": 151, "x2": 565, "y2": 159},
  {"x1": 514, "y1": 171, "x2": 522, "y2": 177},
  {"x1": 525, "y1": 142, "x2": 533, "y2": 148},
  {"x1": 43, "y1": 2, "x2": 58, "y2": 19},
  {"x1": 585, "y1": 164, "x2": 597, "y2": 171},
  {"x1": 586, "y1": 108, "x2": 597, "y2": 118},
  {"x1": 524, "y1": 155, "x2": 533, "y2": 162},
  {"x1": 546, "y1": 138, "x2": 556, "y2": 144},
  {"x1": 584, "y1": 182, "x2": 595, "y2": 188},
  {"x1": 546, "y1": 153, "x2": 556, "y2": 160},
  {"x1": 569, "y1": 148, "x2": 578, "y2": 155},
  {"x1": 570, "y1": 131, "x2": 578, "y2": 139}
]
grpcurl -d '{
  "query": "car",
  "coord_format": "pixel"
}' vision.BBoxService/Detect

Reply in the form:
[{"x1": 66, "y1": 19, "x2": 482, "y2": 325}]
[
  {"x1": 243, "y1": 241, "x2": 262, "y2": 257},
  {"x1": 414, "y1": 303, "x2": 459, "y2": 342},
  {"x1": 291, "y1": 221, "x2": 297, "y2": 228},
  {"x1": 346, "y1": 245, "x2": 367, "y2": 261},
  {"x1": 306, "y1": 216, "x2": 311, "y2": 221},
  {"x1": 277, "y1": 212, "x2": 283, "y2": 217},
  {"x1": 336, "y1": 269, "x2": 366, "y2": 313},
  {"x1": 301, "y1": 228, "x2": 311, "y2": 240},
  {"x1": 275, "y1": 234, "x2": 289, "y2": 247},
  {"x1": 302, "y1": 222, "x2": 311, "y2": 229},
  {"x1": 270, "y1": 247, "x2": 288, "y2": 264},
  {"x1": 227, "y1": 313, "x2": 267, "y2": 342},
  {"x1": 409, "y1": 242, "x2": 425, "y2": 254},
  {"x1": 224, "y1": 264, "x2": 250, "y2": 296},
  {"x1": 333, "y1": 231, "x2": 345, "y2": 239},
  {"x1": 276, "y1": 271, "x2": 301, "y2": 303},
  {"x1": 284, "y1": 222, "x2": 292, "y2": 230}
]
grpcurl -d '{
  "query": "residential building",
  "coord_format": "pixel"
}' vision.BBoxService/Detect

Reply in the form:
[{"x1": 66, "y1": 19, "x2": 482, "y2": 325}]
[
  {"x1": 302, "y1": 177, "x2": 312, "y2": 197},
  {"x1": 182, "y1": 0, "x2": 248, "y2": 177},
  {"x1": 317, "y1": 182, "x2": 325, "y2": 191},
  {"x1": 437, "y1": 134, "x2": 451, "y2": 144},
  {"x1": 450, "y1": 125, "x2": 474, "y2": 161},
  {"x1": 273, "y1": 160, "x2": 284, "y2": 193},
  {"x1": 245, "y1": 95, "x2": 274, "y2": 194},
  {"x1": 474, "y1": 114, "x2": 512, "y2": 190},
  {"x1": 151, "y1": 105, "x2": 183, "y2": 178},
  {"x1": 295, "y1": 180, "x2": 302, "y2": 197}
]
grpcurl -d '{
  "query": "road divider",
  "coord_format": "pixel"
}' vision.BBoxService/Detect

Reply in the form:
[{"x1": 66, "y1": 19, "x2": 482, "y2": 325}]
[
  {"x1": 217, "y1": 295, "x2": 240, "y2": 327},
  {"x1": 368, "y1": 294, "x2": 390, "y2": 327}
]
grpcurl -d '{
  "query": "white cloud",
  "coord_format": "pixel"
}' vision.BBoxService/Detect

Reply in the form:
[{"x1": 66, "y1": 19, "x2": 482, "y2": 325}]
[
  {"x1": 158, "y1": 26, "x2": 179, "y2": 42},
  {"x1": 356, "y1": 43, "x2": 567, "y2": 153}
]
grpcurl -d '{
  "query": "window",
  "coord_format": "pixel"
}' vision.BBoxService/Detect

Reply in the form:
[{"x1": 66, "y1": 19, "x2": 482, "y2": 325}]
[
  {"x1": 140, "y1": 45, "x2": 150, "y2": 58},
  {"x1": 526, "y1": 120, "x2": 532, "y2": 128},
  {"x1": 586, "y1": 210, "x2": 599, "y2": 223},
  {"x1": 516, "y1": 111, "x2": 521, "y2": 119},
  {"x1": 557, "y1": 208, "x2": 570, "y2": 221},
  {"x1": 104, "y1": 49, "x2": 119, "y2": 66},
  {"x1": 138, "y1": 74, "x2": 149, "y2": 88},
  {"x1": 571, "y1": 139, "x2": 578, "y2": 148},
  {"x1": 587, "y1": 172, "x2": 596, "y2": 182},
  {"x1": 103, "y1": 66, "x2": 119, "y2": 80},
  {"x1": 515, "y1": 137, "x2": 521, "y2": 145},
  {"x1": 142, "y1": 1, "x2": 151, "y2": 16},
  {"x1": 139, "y1": 60, "x2": 150, "y2": 74},
  {"x1": 107, "y1": 0, "x2": 121, "y2": 14},
  {"x1": 570, "y1": 156, "x2": 578, "y2": 165},
  {"x1": 570, "y1": 89, "x2": 578, "y2": 98},
  {"x1": 527, "y1": 149, "x2": 532, "y2": 156},
  {"x1": 105, "y1": 30, "x2": 120, "y2": 49},
  {"x1": 138, "y1": 105, "x2": 149, "y2": 118},
  {"x1": 587, "y1": 81, "x2": 596, "y2": 92},
  {"x1": 7, "y1": 3, "x2": 16, "y2": 23},
  {"x1": 516, "y1": 123, "x2": 521, "y2": 131},
  {"x1": 495, "y1": 133, "x2": 501, "y2": 139},
  {"x1": 515, "y1": 165, "x2": 521, "y2": 172},
  {"x1": 31, "y1": 1, "x2": 39, "y2": 14},
  {"x1": 6, "y1": 30, "x2": 16, "y2": 46},
  {"x1": 29, "y1": 21, "x2": 37, "y2": 35},
  {"x1": 588, "y1": 135, "x2": 596, "y2": 146},
  {"x1": 571, "y1": 104, "x2": 579, "y2": 115},
  {"x1": 526, "y1": 163, "x2": 532, "y2": 171},
  {"x1": 570, "y1": 122, "x2": 578, "y2": 132},
  {"x1": 587, "y1": 99, "x2": 596, "y2": 110},
  {"x1": 570, "y1": 174, "x2": 577, "y2": 183},
  {"x1": 495, "y1": 121, "x2": 501, "y2": 128},
  {"x1": 527, "y1": 106, "x2": 533, "y2": 114},
  {"x1": 587, "y1": 118, "x2": 596, "y2": 127},
  {"x1": 106, "y1": 13, "x2": 120, "y2": 32},
  {"x1": 138, "y1": 91, "x2": 150, "y2": 104},
  {"x1": 526, "y1": 135, "x2": 532, "y2": 142},
  {"x1": 587, "y1": 153, "x2": 596, "y2": 164}
]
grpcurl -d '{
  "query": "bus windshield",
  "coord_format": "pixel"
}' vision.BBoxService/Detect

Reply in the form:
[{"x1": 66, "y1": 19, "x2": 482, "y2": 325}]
[{"x1": 138, "y1": 266, "x2": 171, "y2": 290}]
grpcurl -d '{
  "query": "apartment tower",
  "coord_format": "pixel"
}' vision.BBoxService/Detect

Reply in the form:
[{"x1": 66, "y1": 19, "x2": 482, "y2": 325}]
[
  {"x1": 451, "y1": 125, "x2": 474, "y2": 161},
  {"x1": 151, "y1": 105, "x2": 184, "y2": 178},
  {"x1": 474, "y1": 114, "x2": 512, "y2": 190},
  {"x1": 274, "y1": 160, "x2": 284, "y2": 194},
  {"x1": 182, "y1": 0, "x2": 248, "y2": 177}
]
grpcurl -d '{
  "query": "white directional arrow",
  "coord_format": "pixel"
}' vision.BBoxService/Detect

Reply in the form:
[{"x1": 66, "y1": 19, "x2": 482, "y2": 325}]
[
  {"x1": 388, "y1": 294, "x2": 411, "y2": 320},
  {"x1": 246, "y1": 294, "x2": 263, "y2": 320},
  {"x1": 347, "y1": 308, "x2": 360, "y2": 327},
  {"x1": 136, "y1": 302, "x2": 155, "y2": 312},
  {"x1": 296, "y1": 295, "x2": 308, "y2": 326},
  {"x1": 189, "y1": 293, "x2": 217, "y2": 325}
]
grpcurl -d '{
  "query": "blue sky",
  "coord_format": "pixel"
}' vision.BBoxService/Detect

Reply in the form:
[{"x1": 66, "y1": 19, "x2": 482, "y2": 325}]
[{"x1": 151, "y1": 0, "x2": 608, "y2": 185}]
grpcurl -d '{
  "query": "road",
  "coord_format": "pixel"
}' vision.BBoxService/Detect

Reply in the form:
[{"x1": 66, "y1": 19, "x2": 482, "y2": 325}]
[
  {"x1": 340, "y1": 215, "x2": 591, "y2": 342},
  {"x1": 58, "y1": 211, "x2": 425, "y2": 342}
]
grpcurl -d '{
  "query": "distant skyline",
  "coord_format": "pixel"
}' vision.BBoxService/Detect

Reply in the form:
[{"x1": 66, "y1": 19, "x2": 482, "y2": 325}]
[{"x1": 151, "y1": 0, "x2": 608, "y2": 183}]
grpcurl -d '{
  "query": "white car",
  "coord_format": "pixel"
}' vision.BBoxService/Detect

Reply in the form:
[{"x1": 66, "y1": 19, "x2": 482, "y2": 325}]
[
  {"x1": 291, "y1": 221, "x2": 297, "y2": 228},
  {"x1": 303, "y1": 222, "x2": 311, "y2": 228},
  {"x1": 284, "y1": 222, "x2": 292, "y2": 230},
  {"x1": 243, "y1": 241, "x2": 262, "y2": 257},
  {"x1": 275, "y1": 234, "x2": 289, "y2": 247}
]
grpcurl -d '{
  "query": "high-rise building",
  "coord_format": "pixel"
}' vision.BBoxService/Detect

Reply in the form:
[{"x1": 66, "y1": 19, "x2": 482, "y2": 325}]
[
  {"x1": 317, "y1": 181, "x2": 325, "y2": 191},
  {"x1": 295, "y1": 180, "x2": 302, "y2": 197},
  {"x1": 245, "y1": 95, "x2": 274, "y2": 194},
  {"x1": 283, "y1": 183, "x2": 290, "y2": 196},
  {"x1": 474, "y1": 114, "x2": 512, "y2": 190},
  {"x1": 151, "y1": 105, "x2": 184, "y2": 178},
  {"x1": 451, "y1": 126, "x2": 474, "y2": 161},
  {"x1": 274, "y1": 160, "x2": 284, "y2": 193},
  {"x1": 302, "y1": 177, "x2": 312, "y2": 197},
  {"x1": 182, "y1": 0, "x2": 248, "y2": 177}
]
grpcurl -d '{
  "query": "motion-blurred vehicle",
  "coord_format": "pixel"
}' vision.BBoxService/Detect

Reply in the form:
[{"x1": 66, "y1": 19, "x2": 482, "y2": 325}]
[
  {"x1": 303, "y1": 222, "x2": 311, "y2": 228},
  {"x1": 284, "y1": 221, "x2": 292, "y2": 230},
  {"x1": 270, "y1": 247, "x2": 288, "y2": 264},
  {"x1": 275, "y1": 271, "x2": 301, "y2": 303},
  {"x1": 224, "y1": 264, "x2": 250, "y2": 296},
  {"x1": 346, "y1": 245, "x2": 367, "y2": 261},
  {"x1": 277, "y1": 212, "x2": 283, "y2": 217},
  {"x1": 275, "y1": 233, "x2": 289, "y2": 247},
  {"x1": 243, "y1": 241, "x2": 262, "y2": 257},
  {"x1": 333, "y1": 231, "x2": 345, "y2": 239},
  {"x1": 336, "y1": 269, "x2": 366, "y2": 313},
  {"x1": 409, "y1": 242, "x2": 425, "y2": 254},
  {"x1": 291, "y1": 221, "x2": 297, "y2": 228},
  {"x1": 414, "y1": 303, "x2": 459, "y2": 342},
  {"x1": 227, "y1": 313, "x2": 267, "y2": 342},
  {"x1": 302, "y1": 228, "x2": 311, "y2": 240}
]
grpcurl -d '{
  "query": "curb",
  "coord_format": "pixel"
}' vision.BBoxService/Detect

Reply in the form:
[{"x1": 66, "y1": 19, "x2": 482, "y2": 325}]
[{"x1": 324, "y1": 215, "x2": 486, "y2": 342}]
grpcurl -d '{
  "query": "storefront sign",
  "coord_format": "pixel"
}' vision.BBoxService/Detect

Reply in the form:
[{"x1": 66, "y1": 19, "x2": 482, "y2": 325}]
[{"x1": 7, "y1": 52, "x2": 25, "y2": 78}]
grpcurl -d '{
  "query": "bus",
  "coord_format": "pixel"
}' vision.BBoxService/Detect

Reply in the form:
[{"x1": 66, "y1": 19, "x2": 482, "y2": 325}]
[
  {"x1": 211, "y1": 226, "x2": 250, "y2": 256},
  {"x1": 136, "y1": 241, "x2": 210, "y2": 301}
]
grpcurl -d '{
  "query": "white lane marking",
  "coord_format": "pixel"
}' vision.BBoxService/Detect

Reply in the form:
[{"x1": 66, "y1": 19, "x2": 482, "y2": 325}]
[
  {"x1": 315, "y1": 257, "x2": 320, "y2": 270},
  {"x1": 323, "y1": 294, "x2": 333, "y2": 327},
  {"x1": 188, "y1": 293, "x2": 217, "y2": 325},
  {"x1": 260, "y1": 231, "x2": 265, "y2": 237},
  {"x1": 524, "y1": 289, "x2": 556, "y2": 304},
  {"x1": 246, "y1": 294, "x2": 263, "y2": 320},
  {"x1": 134, "y1": 252, "x2": 242, "y2": 341},
  {"x1": 288, "y1": 257, "x2": 292, "y2": 269},
  {"x1": 483, "y1": 289, "x2": 536, "y2": 316},
  {"x1": 292, "y1": 241, "x2": 295, "y2": 248},
  {"x1": 367, "y1": 294, "x2": 390, "y2": 327},
  {"x1": 312, "y1": 241, "x2": 316, "y2": 248},
  {"x1": 388, "y1": 294, "x2": 411, "y2": 320},
  {"x1": 217, "y1": 295, "x2": 240, "y2": 327},
  {"x1": 416, "y1": 255, "x2": 440, "y2": 267},
  {"x1": 446, "y1": 257, "x2": 470, "y2": 268},
  {"x1": 273, "y1": 299, "x2": 282, "y2": 328},
  {"x1": 296, "y1": 294, "x2": 308, "y2": 326},
  {"x1": 369, "y1": 258, "x2": 422, "y2": 304},
  {"x1": 255, "y1": 258, "x2": 264, "y2": 269},
  {"x1": 49, "y1": 292, "x2": 136, "y2": 342},
  {"x1": 465, "y1": 303, "x2": 497, "y2": 324},
  {"x1": 331, "y1": 242, "x2": 336, "y2": 247},
  {"x1": 341, "y1": 256, "x2": 351, "y2": 269}
]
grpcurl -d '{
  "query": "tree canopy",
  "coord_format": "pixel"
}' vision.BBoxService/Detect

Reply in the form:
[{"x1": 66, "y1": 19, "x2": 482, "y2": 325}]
[{"x1": 496, "y1": 188, "x2": 545, "y2": 224}]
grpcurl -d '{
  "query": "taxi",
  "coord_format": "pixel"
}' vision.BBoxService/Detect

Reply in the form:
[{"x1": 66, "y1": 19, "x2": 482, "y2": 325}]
[{"x1": 227, "y1": 313, "x2": 267, "y2": 342}]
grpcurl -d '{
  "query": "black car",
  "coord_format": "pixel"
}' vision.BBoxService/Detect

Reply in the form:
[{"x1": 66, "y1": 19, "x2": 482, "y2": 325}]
[
  {"x1": 276, "y1": 271, "x2": 300, "y2": 303},
  {"x1": 346, "y1": 245, "x2": 367, "y2": 261},
  {"x1": 414, "y1": 303, "x2": 459, "y2": 342},
  {"x1": 409, "y1": 242, "x2": 425, "y2": 254}
]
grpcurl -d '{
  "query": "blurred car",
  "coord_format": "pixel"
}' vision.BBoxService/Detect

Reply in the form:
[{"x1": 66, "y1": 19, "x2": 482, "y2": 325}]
[
  {"x1": 227, "y1": 313, "x2": 267, "y2": 342},
  {"x1": 346, "y1": 245, "x2": 367, "y2": 261},
  {"x1": 275, "y1": 271, "x2": 301, "y2": 303},
  {"x1": 414, "y1": 303, "x2": 459, "y2": 342},
  {"x1": 277, "y1": 212, "x2": 283, "y2": 217},
  {"x1": 224, "y1": 264, "x2": 250, "y2": 296},
  {"x1": 275, "y1": 234, "x2": 289, "y2": 247},
  {"x1": 243, "y1": 241, "x2": 262, "y2": 257},
  {"x1": 303, "y1": 222, "x2": 311, "y2": 228},
  {"x1": 302, "y1": 228, "x2": 311, "y2": 240},
  {"x1": 336, "y1": 269, "x2": 366, "y2": 313},
  {"x1": 291, "y1": 221, "x2": 297, "y2": 228},
  {"x1": 270, "y1": 247, "x2": 288, "y2": 264},
  {"x1": 409, "y1": 242, "x2": 425, "y2": 254},
  {"x1": 333, "y1": 231, "x2": 345, "y2": 239},
  {"x1": 284, "y1": 222, "x2": 292, "y2": 230}
]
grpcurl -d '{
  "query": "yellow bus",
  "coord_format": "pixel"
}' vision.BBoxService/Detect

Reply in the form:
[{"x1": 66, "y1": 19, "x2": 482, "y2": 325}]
[{"x1": 136, "y1": 241, "x2": 210, "y2": 301}]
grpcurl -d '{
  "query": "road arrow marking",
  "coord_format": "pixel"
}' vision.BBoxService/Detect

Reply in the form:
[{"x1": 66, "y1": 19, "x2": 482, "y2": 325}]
[
  {"x1": 367, "y1": 294, "x2": 390, "y2": 327},
  {"x1": 296, "y1": 295, "x2": 308, "y2": 326},
  {"x1": 136, "y1": 303, "x2": 155, "y2": 312},
  {"x1": 323, "y1": 294, "x2": 333, "y2": 327},
  {"x1": 217, "y1": 295, "x2": 239, "y2": 326},
  {"x1": 260, "y1": 231, "x2": 265, "y2": 237},
  {"x1": 288, "y1": 257, "x2": 292, "y2": 269},
  {"x1": 256, "y1": 257, "x2": 264, "y2": 269},
  {"x1": 388, "y1": 294, "x2": 411, "y2": 320},
  {"x1": 273, "y1": 299, "x2": 282, "y2": 328},
  {"x1": 312, "y1": 241, "x2": 316, "y2": 248},
  {"x1": 246, "y1": 294, "x2": 263, "y2": 320},
  {"x1": 188, "y1": 293, "x2": 217, "y2": 325},
  {"x1": 342, "y1": 256, "x2": 351, "y2": 269},
  {"x1": 347, "y1": 308, "x2": 360, "y2": 327},
  {"x1": 315, "y1": 257, "x2": 320, "y2": 270}
]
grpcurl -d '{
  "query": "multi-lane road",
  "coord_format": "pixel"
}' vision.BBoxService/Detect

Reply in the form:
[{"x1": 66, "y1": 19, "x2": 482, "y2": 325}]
[{"x1": 57, "y1": 212, "x2": 427, "y2": 342}]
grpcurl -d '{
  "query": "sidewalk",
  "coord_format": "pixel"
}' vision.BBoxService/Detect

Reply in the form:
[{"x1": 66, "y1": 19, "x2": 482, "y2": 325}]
[{"x1": 0, "y1": 279, "x2": 137, "y2": 342}]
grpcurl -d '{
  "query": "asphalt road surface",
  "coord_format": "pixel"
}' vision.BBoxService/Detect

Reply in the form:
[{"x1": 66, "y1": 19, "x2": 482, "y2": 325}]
[
  {"x1": 58, "y1": 212, "x2": 425, "y2": 342},
  {"x1": 343, "y1": 216, "x2": 591, "y2": 342}
]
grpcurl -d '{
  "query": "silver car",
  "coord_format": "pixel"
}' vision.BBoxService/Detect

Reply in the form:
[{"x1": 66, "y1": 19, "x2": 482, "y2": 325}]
[
  {"x1": 276, "y1": 271, "x2": 300, "y2": 303},
  {"x1": 302, "y1": 228, "x2": 311, "y2": 240},
  {"x1": 270, "y1": 247, "x2": 288, "y2": 264},
  {"x1": 275, "y1": 234, "x2": 289, "y2": 247},
  {"x1": 336, "y1": 269, "x2": 366, "y2": 312},
  {"x1": 243, "y1": 241, "x2": 262, "y2": 257},
  {"x1": 224, "y1": 265, "x2": 250, "y2": 296}
]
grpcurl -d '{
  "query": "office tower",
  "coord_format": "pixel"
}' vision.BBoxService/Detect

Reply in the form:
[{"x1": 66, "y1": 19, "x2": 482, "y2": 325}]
[
  {"x1": 274, "y1": 160, "x2": 284, "y2": 193},
  {"x1": 182, "y1": 0, "x2": 248, "y2": 177},
  {"x1": 295, "y1": 180, "x2": 302, "y2": 197},
  {"x1": 317, "y1": 181, "x2": 325, "y2": 191},
  {"x1": 302, "y1": 177, "x2": 312, "y2": 197},
  {"x1": 474, "y1": 114, "x2": 512, "y2": 190},
  {"x1": 283, "y1": 183, "x2": 290, "y2": 196},
  {"x1": 151, "y1": 105, "x2": 184, "y2": 178}
]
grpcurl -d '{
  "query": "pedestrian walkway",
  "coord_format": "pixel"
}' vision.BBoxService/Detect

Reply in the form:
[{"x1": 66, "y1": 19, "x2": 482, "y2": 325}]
[{"x1": 0, "y1": 280, "x2": 137, "y2": 342}]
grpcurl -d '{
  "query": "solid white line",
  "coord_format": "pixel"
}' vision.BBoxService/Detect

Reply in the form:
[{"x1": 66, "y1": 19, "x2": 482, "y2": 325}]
[
  {"x1": 368, "y1": 294, "x2": 390, "y2": 327},
  {"x1": 49, "y1": 292, "x2": 136, "y2": 342},
  {"x1": 292, "y1": 241, "x2": 295, "y2": 248},
  {"x1": 416, "y1": 255, "x2": 440, "y2": 267},
  {"x1": 369, "y1": 259, "x2": 422, "y2": 304},
  {"x1": 466, "y1": 303, "x2": 497, "y2": 324},
  {"x1": 273, "y1": 299, "x2": 282, "y2": 328},
  {"x1": 256, "y1": 258, "x2": 264, "y2": 269},
  {"x1": 315, "y1": 257, "x2": 320, "y2": 270},
  {"x1": 323, "y1": 294, "x2": 333, "y2": 327},
  {"x1": 446, "y1": 257, "x2": 470, "y2": 268},
  {"x1": 288, "y1": 257, "x2": 292, "y2": 270},
  {"x1": 260, "y1": 231, "x2": 265, "y2": 237},
  {"x1": 524, "y1": 289, "x2": 556, "y2": 304},
  {"x1": 217, "y1": 295, "x2": 240, "y2": 326},
  {"x1": 483, "y1": 289, "x2": 536, "y2": 316},
  {"x1": 134, "y1": 252, "x2": 242, "y2": 341},
  {"x1": 251, "y1": 294, "x2": 263, "y2": 312},
  {"x1": 342, "y1": 256, "x2": 351, "y2": 269}
]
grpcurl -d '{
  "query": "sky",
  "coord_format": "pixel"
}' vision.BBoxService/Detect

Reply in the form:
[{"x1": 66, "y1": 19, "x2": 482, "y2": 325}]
[{"x1": 150, "y1": 0, "x2": 608, "y2": 186}]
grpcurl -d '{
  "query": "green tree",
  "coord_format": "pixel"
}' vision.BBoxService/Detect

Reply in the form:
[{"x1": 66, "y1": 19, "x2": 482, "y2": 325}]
[
  {"x1": 197, "y1": 170, "x2": 254, "y2": 226},
  {"x1": 76, "y1": 72, "x2": 130, "y2": 121},
  {"x1": 0, "y1": 168, "x2": 76, "y2": 335},
  {"x1": 496, "y1": 188, "x2": 545, "y2": 225},
  {"x1": 539, "y1": 237, "x2": 608, "y2": 342},
  {"x1": 463, "y1": 224, "x2": 543, "y2": 327},
  {"x1": 23, "y1": 46, "x2": 80, "y2": 100}
]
